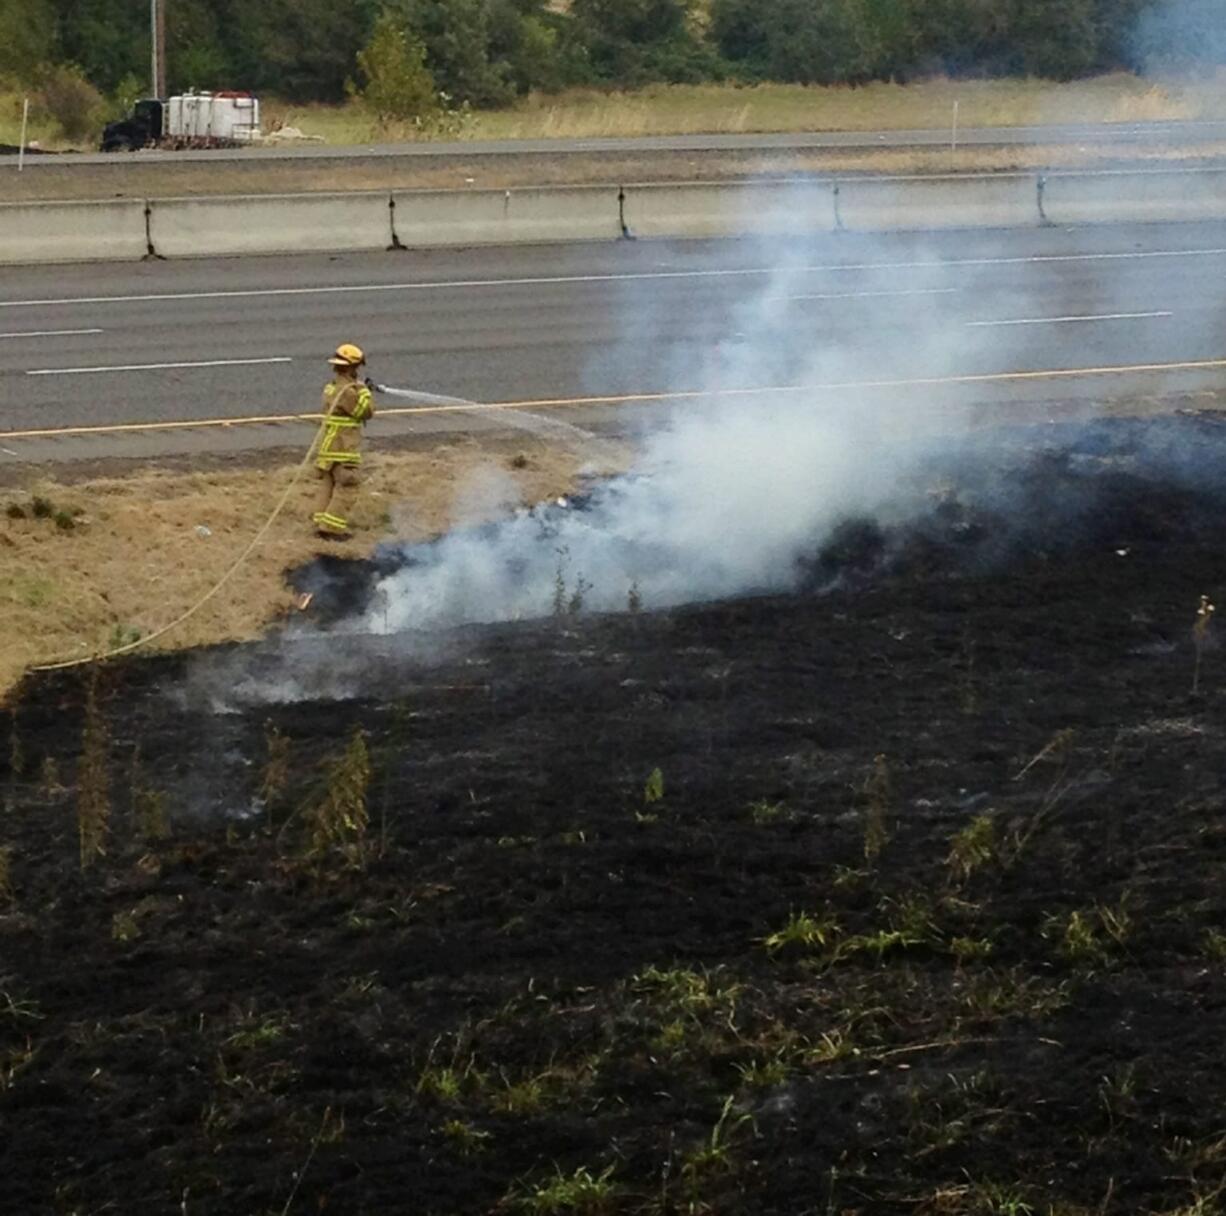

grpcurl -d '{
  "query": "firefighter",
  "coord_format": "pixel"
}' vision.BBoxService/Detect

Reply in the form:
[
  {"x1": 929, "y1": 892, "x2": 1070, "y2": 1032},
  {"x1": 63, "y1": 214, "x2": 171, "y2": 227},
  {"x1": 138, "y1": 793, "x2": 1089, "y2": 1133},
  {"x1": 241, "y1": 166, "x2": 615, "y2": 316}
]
[{"x1": 313, "y1": 343, "x2": 375, "y2": 540}]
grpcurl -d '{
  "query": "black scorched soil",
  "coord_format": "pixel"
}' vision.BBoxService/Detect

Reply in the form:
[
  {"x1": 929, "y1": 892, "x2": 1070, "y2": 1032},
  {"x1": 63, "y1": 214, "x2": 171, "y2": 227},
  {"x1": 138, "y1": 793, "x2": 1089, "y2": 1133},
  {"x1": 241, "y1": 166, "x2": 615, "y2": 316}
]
[{"x1": 2, "y1": 416, "x2": 1226, "y2": 1215}]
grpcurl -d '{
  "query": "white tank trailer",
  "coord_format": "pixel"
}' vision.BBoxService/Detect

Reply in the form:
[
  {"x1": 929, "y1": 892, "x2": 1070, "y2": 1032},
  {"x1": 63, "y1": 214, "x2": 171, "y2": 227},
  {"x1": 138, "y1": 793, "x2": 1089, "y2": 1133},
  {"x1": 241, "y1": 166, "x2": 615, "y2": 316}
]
[{"x1": 101, "y1": 92, "x2": 261, "y2": 152}]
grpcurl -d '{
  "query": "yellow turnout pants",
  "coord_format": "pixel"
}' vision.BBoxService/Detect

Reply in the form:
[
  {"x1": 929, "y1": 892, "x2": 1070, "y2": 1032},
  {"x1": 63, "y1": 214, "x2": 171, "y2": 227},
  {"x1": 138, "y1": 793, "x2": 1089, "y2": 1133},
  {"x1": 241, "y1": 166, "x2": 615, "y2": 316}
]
[{"x1": 313, "y1": 463, "x2": 360, "y2": 536}]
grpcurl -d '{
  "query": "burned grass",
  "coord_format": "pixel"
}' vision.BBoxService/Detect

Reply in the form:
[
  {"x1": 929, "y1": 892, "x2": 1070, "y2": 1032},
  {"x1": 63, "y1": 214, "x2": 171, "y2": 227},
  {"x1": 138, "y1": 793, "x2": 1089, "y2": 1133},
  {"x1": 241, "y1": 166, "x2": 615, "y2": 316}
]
[{"x1": 2, "y1": 417, "x2": 1226, "y2": 1213}]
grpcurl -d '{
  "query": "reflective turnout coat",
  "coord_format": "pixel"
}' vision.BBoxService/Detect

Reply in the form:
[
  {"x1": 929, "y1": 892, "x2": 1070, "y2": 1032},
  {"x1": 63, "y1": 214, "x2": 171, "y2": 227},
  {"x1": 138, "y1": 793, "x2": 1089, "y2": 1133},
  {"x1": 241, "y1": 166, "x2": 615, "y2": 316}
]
[{"x1": 318, "y1": 377, "x2": 375, "y2": 470}]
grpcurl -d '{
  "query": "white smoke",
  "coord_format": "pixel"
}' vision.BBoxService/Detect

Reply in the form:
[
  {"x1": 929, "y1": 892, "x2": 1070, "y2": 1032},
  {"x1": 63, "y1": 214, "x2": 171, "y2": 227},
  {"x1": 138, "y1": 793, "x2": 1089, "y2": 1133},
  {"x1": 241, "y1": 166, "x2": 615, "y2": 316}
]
[
  {"x1": 361, "y1": 208, "x2": 965, "y2": 634},
  {"x1": 1134, "y1": 0, "x2": 1226, "y2": 72}
]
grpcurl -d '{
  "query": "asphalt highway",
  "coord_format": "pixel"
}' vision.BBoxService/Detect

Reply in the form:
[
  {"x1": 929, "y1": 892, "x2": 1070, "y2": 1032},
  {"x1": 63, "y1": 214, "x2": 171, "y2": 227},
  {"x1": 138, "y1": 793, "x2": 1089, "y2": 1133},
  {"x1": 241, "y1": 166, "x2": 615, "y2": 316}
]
[
  {"x1": 1, "y1": 220, "x2": 1225, "y2": 465},
  {"x1": 7, "y1": 120, "x2": 1226, "y2": 169}
]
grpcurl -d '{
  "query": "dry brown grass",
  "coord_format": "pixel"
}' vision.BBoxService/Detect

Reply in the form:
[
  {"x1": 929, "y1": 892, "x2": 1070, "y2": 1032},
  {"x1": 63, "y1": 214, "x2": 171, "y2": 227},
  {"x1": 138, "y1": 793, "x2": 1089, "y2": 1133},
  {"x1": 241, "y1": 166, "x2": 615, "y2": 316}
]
[
  {"x1": 4, "y1": 138, "x2": 1226, "y2": 204},
  {"x1": 266, "y1": 73, "x2": 1226, "y2": 144},
  {"x1": 0, "y1": 437, "x2": 619, "y2": 700}
]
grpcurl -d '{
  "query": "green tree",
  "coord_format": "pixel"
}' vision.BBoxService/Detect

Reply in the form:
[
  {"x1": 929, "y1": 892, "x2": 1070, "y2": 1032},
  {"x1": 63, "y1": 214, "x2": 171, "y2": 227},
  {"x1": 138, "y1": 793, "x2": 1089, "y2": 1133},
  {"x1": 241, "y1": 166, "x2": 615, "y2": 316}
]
[
  {"x1": 167, "y1": 0, "x2": 231, "y2": 91},
  {"x1": 395, "y1": 0, "x2": 513, "y2": 107},
  {"x1": 0, "y1": 0, "x2": 58, "y2": 85},
  {"x1": 569, "y1": 0, "x2": 719, "y2": 84},
  {"x1": 39, "y1": 62, "x2": 106, "y2": 141},
  {"x1": 1011, "y1": 0, "x2": 1101, "y2": 78},
  {"x1": 354, "y1": 7, "x2": 442, "y2": 126},
  {"x1": 53, "y1": 0, "x2": 148, "y2": 94},
  {"x1": 224, "y1": 0, "x2": 375, "y2": 101},
  {"x1": 712, "y1": 0, "x2": 887, "y2": 84}
]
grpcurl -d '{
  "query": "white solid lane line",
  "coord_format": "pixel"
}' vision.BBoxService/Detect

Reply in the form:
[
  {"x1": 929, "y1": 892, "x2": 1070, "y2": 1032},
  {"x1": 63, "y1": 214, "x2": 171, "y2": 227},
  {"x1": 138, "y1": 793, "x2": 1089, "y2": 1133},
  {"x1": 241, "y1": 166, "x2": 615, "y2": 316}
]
[
  {"x1": 778, "y1": 288, "x2": 959, "y2": 301},
  {"x1": 967, "y1": 311, "x2": 1173, "y2": 328},
  {"x1": 2, "y1": 247, "x2": 1226, "y2": 310},
  {"x1": 0, "y1": 328, "x2": 105, "y2": 339},
  {"x1": 25, "y1": 356, "x2": 292, "y2": 377}
]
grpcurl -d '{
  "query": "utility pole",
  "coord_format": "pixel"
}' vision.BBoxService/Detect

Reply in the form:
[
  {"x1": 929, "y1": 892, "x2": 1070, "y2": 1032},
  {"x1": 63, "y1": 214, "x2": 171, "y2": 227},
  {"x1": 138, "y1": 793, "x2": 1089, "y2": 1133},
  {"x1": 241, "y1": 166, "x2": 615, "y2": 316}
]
[{"x1": 151, "y1": 0, "x2": 167, "y2": 98}]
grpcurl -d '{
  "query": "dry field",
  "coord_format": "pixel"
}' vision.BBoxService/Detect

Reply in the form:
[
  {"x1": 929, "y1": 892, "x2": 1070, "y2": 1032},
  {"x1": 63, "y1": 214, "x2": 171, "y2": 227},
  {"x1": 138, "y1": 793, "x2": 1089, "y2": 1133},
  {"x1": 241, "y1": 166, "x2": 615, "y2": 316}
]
[
  {"x1": 265, "y1": 72, "x2": 1226, "y2": 143},
  {"x1": 0, "y1": 436, "x2": 619, "y2": 699}
]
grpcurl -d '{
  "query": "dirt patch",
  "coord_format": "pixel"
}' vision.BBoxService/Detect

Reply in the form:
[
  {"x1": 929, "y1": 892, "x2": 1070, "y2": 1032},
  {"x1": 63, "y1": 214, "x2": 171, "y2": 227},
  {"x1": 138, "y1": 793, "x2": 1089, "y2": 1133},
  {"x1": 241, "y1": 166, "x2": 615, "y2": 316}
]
[
  {"x1": 1, "y1": 415, "x2": 1225, "y2": 1213},
  {"x1": 0, "y1": 435, "x2": 618, "y2": 698}
]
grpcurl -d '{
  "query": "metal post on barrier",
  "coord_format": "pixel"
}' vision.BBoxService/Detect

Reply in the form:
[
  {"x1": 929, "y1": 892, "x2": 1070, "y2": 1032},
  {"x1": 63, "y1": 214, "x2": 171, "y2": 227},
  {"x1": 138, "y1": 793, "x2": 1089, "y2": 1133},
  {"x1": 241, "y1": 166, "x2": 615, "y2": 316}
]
[
  {"x1": 142, "y1": 200, "x2": 162, "y2": 260},
  {"x1": 388, "y1": 194, "x2": 406, "y2": 252},
  {"x1": 17, "y1": 98, "x2": 29, "y2": 172},
  {"x1": 833, "y1": 180, "x2": 844, "y2": 231},
  {"x1": 618, "y1": 187, "x2": 634, "y2": 240},
  {"x1": 1037, "y1": 175, "x2": 1051, "y2": 227}
]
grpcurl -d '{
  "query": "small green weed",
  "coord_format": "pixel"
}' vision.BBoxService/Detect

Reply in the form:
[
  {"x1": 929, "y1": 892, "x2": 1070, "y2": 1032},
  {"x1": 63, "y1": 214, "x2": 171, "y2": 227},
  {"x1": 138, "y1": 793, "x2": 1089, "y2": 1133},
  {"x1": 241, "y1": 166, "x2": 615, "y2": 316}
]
[
  {"x1": 681, "y1": 1094, "x2": 755, "y2": 1186},
  {"x1": 224, "y1": 1010, "x2": 295, "y2": 1051},
  {"x1": 644, "y1": 767, "x2": 664, "y2": 805},
  {"x1": 441, "y1": 1118, "x2": 492, "y2": 1156},
  {"x1": 762, "y1": 909, "x2": 840, "y2": 956},
  {"x1": 948, "y1": 935, "x2": 996, "y2": 963},
  {"x1": 417, "y1": 1055, "x2": 485, "y2": 1104},
  {"x1": 735, "y1": 1052, "x2": 791, "y2": 1088},
  {"x1": 1043, "y1": 898, "x2": 1132, "y2": 965},
  {"x1": 958, "y1": 969, "x2": 1070, "y2": 1022},
  {"x1": 111, "y1": 909, "x2": 140, "y2": 942},
  {"x1": 1202, "y1": 928, "x2": 1226, "y2": 961},
  {"x1": 861, "y1": 753, "x2": 893, "y2": 862},
  {"x1": 305, "y1": 728, "x2": 371, "y2": 865},
  {"x1": 947, "y1": 815, "x2": 997, "y2": 883},
  {"x1": 804, "y1": 1027, "x2": 859, "y2": 1064},
  {"x1": 515, "y1": 1164, "x2": 617, "y2": 1213},
  {"x1": 747, "y1": 799, "x2": 786, "y2": 825}
]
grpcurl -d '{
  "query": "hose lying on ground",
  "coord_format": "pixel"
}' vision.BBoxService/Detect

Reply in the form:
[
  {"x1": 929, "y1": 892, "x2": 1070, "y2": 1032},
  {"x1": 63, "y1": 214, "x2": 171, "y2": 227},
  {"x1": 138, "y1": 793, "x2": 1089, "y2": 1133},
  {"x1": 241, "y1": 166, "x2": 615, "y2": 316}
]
[{"x1": 29, "y1": 419, "x2": 327, "y2": 674}]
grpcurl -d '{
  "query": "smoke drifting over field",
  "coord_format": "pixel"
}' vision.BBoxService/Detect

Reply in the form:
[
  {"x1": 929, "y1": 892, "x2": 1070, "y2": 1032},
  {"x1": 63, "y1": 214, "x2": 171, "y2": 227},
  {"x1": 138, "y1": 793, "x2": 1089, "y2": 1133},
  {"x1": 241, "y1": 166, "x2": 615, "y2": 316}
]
[
  {"x1": 363, "y1": 230, "x2": 955, "y2": 635},
  {"x1": 353, "y1": 197, "x2": 1218, "y2": 639},
  {"x1": 1134, "y1": 0, "x2": 1226, "y2": 70}
]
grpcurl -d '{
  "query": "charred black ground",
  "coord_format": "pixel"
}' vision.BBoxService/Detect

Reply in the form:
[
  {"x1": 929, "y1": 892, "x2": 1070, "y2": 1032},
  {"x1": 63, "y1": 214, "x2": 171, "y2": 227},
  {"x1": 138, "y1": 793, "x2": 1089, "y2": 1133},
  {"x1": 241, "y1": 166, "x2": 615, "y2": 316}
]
[{"x1": 3, "y1": 415, "x2": 1226, "y2": 1215}]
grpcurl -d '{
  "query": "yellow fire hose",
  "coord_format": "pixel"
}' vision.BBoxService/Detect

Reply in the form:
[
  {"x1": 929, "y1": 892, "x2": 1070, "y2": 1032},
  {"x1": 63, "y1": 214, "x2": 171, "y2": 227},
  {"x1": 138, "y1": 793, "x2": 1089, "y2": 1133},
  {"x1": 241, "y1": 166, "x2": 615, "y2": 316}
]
[{"x1": 29, "y1": 415, "x2": 329, "y2": 675}]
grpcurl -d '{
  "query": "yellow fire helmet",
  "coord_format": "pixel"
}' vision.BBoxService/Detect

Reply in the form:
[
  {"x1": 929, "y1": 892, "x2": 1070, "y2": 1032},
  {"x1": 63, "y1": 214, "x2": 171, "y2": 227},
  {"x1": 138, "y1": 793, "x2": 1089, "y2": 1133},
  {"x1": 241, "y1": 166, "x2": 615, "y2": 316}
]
[{"x1": 328, "y1": 343, "x2": 366, "y2": 368}]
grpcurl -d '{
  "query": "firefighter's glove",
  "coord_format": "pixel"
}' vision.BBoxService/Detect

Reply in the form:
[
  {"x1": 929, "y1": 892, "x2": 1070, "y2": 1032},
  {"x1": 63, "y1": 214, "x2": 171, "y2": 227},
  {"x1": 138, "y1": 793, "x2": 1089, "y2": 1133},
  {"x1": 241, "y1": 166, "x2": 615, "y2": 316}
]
[{"x1": 364, "y1": 377, "x2": 376, "y2": 391}]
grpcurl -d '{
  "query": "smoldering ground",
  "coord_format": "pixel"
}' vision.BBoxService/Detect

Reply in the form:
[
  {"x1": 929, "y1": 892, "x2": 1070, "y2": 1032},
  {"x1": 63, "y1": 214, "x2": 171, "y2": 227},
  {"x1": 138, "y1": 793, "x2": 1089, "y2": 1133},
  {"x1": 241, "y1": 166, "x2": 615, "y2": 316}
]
[
  {"x1": 296, "y1": 220, "x2": 1219, "y2": 642},
  {"x1": 177, "y1": 186, "x2": 1226, "y2": 711}
]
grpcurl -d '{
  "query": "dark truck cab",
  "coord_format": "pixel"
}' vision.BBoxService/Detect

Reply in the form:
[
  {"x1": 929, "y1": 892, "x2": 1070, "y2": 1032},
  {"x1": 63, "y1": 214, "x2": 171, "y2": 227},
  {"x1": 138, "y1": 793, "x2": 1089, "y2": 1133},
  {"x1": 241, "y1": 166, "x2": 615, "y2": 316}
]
[{"x1": 101, "y1": 99, "x2": 164, "y2": 152}]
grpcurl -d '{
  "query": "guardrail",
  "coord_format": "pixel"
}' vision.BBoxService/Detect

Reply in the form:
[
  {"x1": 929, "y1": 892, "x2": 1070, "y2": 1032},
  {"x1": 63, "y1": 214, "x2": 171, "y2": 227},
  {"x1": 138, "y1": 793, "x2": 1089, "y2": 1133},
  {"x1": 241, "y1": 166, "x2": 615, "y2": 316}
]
[{"x1": 3, "y1": 168, "x2": 1225, "y2": 264}]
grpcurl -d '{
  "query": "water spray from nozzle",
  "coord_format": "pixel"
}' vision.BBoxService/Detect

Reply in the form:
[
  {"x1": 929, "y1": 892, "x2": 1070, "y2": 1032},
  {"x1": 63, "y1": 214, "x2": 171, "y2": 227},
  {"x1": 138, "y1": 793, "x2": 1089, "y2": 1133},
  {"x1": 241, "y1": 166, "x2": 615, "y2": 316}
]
[{"x1": 371, "y1": 380, "x2": 614, "y2": 452}]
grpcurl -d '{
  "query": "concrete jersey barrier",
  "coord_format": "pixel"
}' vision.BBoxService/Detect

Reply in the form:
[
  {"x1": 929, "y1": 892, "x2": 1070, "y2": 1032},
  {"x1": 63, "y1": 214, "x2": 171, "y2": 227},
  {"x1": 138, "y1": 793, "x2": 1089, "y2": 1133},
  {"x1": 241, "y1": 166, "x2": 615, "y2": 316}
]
[
  {"x1": 835, "y1": 173, "x2": 1038, "y2": 231},
  {"x1": 0, "y1": 198, "x2": 149, "y2": 264},
  {"x1": 1040, "y1": 168, "x2": 1226, "y2": 227},
  {"x1": 148, "y1": 191, "x2": 392, "y2": 257},
  {"x1": 391, "y1": 186, "x2": 621, "y2": 247},
  {"x1": 622, "y1": 181, "x2": 837, "y2": 239},
  {"x1": 4, "y1": 168, "x2": 1226, "y2": 264}
]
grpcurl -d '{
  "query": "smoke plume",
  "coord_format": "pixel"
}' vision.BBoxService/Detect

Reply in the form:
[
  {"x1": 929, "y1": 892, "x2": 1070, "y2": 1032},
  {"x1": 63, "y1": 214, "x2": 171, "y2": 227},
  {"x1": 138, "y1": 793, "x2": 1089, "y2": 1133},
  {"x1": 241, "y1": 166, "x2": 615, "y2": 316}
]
[{"x1": 360, "y1": 217, "x2": 1004, "y2": 635}]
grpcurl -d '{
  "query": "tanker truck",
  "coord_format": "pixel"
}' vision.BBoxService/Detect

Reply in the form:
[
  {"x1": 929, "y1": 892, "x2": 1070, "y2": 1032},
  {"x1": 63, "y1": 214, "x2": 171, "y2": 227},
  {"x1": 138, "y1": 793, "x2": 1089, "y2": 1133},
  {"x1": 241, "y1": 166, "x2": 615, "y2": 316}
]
[{"x1": 101, "y1": 91, "x2": 261, "y2": 151}]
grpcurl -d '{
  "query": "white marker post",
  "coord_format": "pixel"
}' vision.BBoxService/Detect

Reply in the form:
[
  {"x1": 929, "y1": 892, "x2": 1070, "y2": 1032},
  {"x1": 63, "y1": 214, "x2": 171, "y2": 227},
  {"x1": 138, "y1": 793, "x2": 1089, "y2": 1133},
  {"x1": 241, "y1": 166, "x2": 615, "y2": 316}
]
[
  {"x1": 18, "y1": 98, "x2": 29, "y2": 171},
  {"x1": 951, "y1": 100, "x2": 959, "y2": 154}
]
